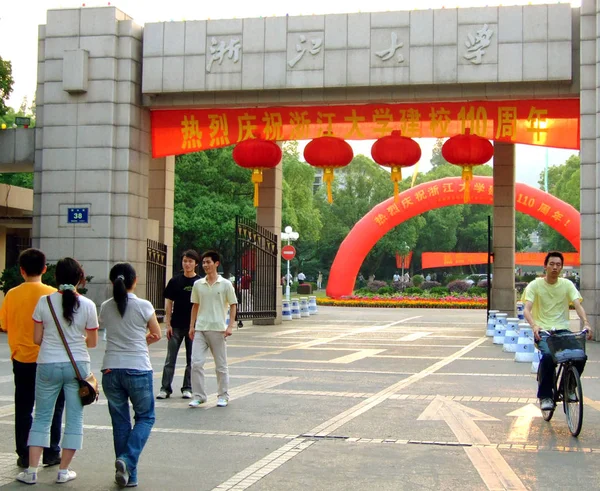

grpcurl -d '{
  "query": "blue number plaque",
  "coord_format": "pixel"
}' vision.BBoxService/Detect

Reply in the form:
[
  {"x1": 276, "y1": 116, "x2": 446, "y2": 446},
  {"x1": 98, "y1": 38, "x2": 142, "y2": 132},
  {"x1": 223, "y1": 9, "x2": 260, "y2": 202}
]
[{"x1": 67, "y1": 207, "x2": 89, "y2": 224}]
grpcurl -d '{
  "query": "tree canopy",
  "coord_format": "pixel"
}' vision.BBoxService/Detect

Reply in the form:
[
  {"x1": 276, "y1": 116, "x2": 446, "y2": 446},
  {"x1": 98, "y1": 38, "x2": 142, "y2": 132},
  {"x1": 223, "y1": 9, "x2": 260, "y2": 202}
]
[{"x1": 0, "y1": 57, "x2": 14, "y2": 118}]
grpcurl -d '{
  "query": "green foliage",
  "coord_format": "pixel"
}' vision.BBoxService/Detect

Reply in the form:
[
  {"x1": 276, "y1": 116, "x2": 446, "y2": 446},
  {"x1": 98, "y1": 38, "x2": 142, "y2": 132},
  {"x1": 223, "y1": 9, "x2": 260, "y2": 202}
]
[
  {"x1": 404, "y1": 286, "x2": 423, "y2": 295},
  {"x1": 0, "y1": 173, "x2": 33, "y2": 188},
  {"x1": 0, "y1": 264, "x2": 93, "y2": 295},
  {"x1": 467, "y1": 286, "x2": 486, "y2": 296},
  {"x1": 173, "y1": 148, "x2": 255, "y2": 275},
  {"x1": 537, "y1": 154, "x2": 580, "y2": 252},
  {"x1": 411, "y1": 274, "x2": 424, "y2": 287},
  {"x1": 0, "y1": 57, "x2": 14, "y2": 118},
  {"x1": 0, "y1": 96, "x2": 36, "y2": 129},
  {"x1": 377, "y1": 286, "x2": 396, "y2": 295},
  {"x1": 429, "y1": 286, "x2": 449, "y2": 295}
]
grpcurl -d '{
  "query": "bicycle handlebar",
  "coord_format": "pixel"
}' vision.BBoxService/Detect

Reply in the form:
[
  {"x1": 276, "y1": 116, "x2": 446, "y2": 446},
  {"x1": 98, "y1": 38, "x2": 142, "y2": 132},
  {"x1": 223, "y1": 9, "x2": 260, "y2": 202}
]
[{"x1": 539, "y1": 328, "x2": 589, "y2": 337}]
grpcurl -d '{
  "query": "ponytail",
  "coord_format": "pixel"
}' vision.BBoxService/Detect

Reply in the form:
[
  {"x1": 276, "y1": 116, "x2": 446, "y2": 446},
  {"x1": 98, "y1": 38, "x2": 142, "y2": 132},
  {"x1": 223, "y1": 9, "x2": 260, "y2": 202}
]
[
  {"x1": 55, "y1": 258, "x2": 84, "y2": 325},
  {"x1": 109, "y1": 263, "x2": 136, "y2": 317}
]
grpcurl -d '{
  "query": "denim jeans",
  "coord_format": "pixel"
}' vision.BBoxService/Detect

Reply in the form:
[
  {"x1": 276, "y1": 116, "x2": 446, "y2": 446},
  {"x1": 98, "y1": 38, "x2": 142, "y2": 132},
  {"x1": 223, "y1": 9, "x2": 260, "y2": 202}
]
[
  {"x1": 536, "y1": 330, "x2": 586, "y2": 399},
  {"x1": 160, "y1": 329, "x2": 192, "y2": 394},
  {"x1": 102, "y1": 369, "x2": 155, "y2": 483},
  {"x1": 28, "y1": 361, "x2": 89, "y2": 451},
  {"x1": 12, "y1": 360, "x2": 65, "y2": 461}
]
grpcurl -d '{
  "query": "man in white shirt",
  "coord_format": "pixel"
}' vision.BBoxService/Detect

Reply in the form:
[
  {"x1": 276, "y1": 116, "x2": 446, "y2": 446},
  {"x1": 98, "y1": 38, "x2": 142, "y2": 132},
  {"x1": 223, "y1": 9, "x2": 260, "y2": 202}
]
[
  {"x1": 188, "y1": 251, "x2": 238, "y2": 408},
  {"x1": 297, "y1": 272, "x2": 306, "y2": 284}
]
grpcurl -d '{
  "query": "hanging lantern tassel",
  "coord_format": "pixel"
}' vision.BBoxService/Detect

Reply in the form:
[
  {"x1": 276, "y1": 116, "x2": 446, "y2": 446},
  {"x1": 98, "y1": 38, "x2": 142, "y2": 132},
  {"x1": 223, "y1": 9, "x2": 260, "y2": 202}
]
[
  {"x1": 323, "y1": 167, "x2": 335, "y2": 203},
  {"x1": 251, "y1": 168, "x2": 263, "y2": 207},
  {"x1": 461, "y1": 165, "x2": 473, "y2": 203},
  {"x1": 390, "y1": 166, "x2": 402, "y2": 202}
]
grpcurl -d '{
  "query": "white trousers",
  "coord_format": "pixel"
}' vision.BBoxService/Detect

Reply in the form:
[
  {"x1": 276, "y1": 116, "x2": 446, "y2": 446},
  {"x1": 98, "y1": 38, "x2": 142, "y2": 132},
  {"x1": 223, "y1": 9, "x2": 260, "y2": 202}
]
[{"x1": 191, "y1": 331, "x2": 229, "y2": 401}]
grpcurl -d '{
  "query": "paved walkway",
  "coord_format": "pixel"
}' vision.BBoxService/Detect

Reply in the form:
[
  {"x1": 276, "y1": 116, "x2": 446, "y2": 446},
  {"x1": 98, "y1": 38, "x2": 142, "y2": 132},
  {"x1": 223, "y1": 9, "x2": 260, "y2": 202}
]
[{"x1": 0, "y1": 307, "x2": 598, "y2": 490}]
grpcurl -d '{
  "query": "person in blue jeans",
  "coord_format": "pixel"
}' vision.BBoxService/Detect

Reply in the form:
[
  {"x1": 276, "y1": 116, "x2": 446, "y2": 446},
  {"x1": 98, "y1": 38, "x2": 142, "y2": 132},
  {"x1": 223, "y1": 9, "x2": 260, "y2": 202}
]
[
  {"x1": 17, "y1": 257, "x2": 99, "y2": 485},
  {"x1": 100, "y1": 263, "x2": 161, "y2": 488}
]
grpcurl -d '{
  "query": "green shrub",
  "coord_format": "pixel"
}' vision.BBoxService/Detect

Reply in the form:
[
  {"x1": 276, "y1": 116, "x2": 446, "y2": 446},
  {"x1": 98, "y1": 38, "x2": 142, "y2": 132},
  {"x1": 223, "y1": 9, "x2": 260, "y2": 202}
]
[
  {"x1": 412, "y1": 274, "x2": 424, "y2": 287},
  {"x1": 404, "y1": 287, "x2": 423, "y2": 295},
  {"x1": 467, "y1": 286, "x2": 486, "y2": 296},
  {"x1": 447, "y1": 279, "x2": 471, "y2": 293},
  {"x1": 377, "y1": 286, "x2": 396, "y2": 295},
  {"x1": 429, "y1": 286, "x2": 449, "y2": 296},
  {"x1": 0, "y1": 264, "x2": 93, "y2": 295}
]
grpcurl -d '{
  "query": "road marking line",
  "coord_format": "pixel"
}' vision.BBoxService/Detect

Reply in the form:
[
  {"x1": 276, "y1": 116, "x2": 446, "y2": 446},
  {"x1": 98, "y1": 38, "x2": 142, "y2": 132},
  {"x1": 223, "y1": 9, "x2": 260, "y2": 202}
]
[
  {"x1": 397, "y1": 332, "x2": 432, "y2": 341},
  {"x1": 506, "y1": 404, "x2": 542, "y2": 443},
  {"x1": 327, "y1": 349, "x2": 386, "y2": 364},
  {"x1": 419, "y1": 396, "x2": 526, "y2": 490}
]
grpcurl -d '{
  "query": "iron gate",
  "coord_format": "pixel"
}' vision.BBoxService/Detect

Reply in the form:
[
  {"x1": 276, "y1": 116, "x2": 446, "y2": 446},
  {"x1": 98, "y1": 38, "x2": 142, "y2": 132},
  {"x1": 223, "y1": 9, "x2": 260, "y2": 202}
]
[
  {"x1": 234, "y1": 216, "x2": 278, "y2": 321},
  {"x1": 146, "y1": 239, "x2": 167, "y2": 320}
]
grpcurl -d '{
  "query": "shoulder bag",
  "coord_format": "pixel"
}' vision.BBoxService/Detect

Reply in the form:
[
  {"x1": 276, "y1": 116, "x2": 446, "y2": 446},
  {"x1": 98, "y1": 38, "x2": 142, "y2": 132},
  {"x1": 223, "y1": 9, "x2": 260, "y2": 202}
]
[{"x1": 46, "y1": 296, "x2": 99, "y2": 406}]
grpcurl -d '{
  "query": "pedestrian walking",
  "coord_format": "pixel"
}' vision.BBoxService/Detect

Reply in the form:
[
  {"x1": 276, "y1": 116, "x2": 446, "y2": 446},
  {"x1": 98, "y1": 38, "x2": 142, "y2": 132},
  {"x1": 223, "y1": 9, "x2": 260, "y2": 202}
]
[
  {"x1": 0, "y1": 249, "x2": 65, "y2": 470},
  {"x1": 16, "y1": 258, "x2": 98, "y2": 485},
  {"x1": 188, "y1": 251, "x2": 238, "y2": 408},
  {"x1": 100, "y1": 262, "x2": 162, "y2": 488},
  {"x1": 317, "y1": 271, "x2": 323, "y2": 290},
  {"x1": 157, "y1": 250, "x2": 201, "y2": 400}
]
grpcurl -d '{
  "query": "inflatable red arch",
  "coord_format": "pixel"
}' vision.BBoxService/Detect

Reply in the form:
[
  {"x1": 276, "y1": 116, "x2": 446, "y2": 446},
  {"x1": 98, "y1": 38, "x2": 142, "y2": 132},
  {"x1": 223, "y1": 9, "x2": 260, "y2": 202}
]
[{"x1": 326, "y1": 176, "x2": 580, "y2": 299}]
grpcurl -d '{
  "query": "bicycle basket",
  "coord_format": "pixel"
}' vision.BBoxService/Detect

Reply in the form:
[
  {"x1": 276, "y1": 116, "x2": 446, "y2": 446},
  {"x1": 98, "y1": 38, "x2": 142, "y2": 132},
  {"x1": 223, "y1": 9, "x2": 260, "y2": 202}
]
[{"x1": 545, "y1": 331, "x2": 587, "y2": 364}]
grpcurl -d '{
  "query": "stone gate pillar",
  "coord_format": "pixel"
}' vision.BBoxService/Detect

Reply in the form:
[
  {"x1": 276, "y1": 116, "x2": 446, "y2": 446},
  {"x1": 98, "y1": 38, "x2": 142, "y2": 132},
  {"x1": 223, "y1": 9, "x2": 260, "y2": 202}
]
[
  {"x1": 491, "y1": 142, "x2": 516, "y2": 314},
  {"x1": 579, "y1": 0, "x2": 599, "y2": 337},
  {"x1": 255, "y1": 160, "x2": 283, "y2": 325},
  {"x1": 149, "y1": 156, "x2": 174, "y2": 280},
  {"x1": 34, "y1": 7, "x2": 150, "y2": 304}
]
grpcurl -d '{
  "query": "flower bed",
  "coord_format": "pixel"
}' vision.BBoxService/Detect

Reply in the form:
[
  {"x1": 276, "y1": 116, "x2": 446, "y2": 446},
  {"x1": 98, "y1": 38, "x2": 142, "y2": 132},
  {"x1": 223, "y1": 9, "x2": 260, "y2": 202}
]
[{"x1": 317, "y1": 295, "x2": 486, "y2": 309}]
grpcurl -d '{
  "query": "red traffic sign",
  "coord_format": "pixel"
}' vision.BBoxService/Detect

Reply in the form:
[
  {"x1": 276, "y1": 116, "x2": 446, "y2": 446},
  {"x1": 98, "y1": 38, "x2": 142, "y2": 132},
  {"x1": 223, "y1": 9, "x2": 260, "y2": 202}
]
[{"x1": 281, "y1": 245, "x2": 296, "y2": 260}]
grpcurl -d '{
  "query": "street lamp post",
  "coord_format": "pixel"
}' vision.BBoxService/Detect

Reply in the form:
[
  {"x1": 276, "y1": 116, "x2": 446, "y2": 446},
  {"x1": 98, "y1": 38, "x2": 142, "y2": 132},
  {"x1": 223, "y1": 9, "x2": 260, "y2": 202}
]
[{"x1": 281, "y1": 226, "x2": 299, "y2": 301}]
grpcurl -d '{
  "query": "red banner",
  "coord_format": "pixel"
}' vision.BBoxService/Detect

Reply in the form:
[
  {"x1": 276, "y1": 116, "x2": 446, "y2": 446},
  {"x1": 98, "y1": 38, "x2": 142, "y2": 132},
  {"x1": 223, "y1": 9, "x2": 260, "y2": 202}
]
[
  {"x1": 421, "y1": 252, "x2": 580, "y2": 269},
  {"x1": 395, "y1": 251, "x2": 413, "y2": 269},
  {"x1": 151, "y1": 99, "x2": 579, "y2": 158}
]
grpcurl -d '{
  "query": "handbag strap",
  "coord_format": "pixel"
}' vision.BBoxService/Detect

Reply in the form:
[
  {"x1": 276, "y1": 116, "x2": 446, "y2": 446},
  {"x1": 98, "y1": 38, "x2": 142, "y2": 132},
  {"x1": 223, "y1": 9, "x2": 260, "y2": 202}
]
[{"x1": 46, "y1": 295, "x2": 84, "y2": 381}]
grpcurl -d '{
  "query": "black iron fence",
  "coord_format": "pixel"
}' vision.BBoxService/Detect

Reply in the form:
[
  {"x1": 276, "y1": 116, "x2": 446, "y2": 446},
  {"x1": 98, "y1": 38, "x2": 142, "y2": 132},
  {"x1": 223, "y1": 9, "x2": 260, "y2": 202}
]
[
  {"x1": 146, "y1": 239, "x2": 167, "y2": 320},
  {"x1": 234, "y1": 216, "x2": 278, "y2": 322}
]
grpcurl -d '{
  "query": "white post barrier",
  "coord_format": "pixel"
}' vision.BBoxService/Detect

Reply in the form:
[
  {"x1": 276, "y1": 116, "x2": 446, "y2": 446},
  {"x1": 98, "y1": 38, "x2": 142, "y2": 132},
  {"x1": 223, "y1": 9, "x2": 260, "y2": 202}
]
[
  {"x1": 291, "y1": 298, "x2": 301, "y2": 319},
  {"x1": 282, "y1": 300, "x2": 292, "y2": 321},
  {"x1": 515, "y1": 325, "x2": 535, "y2": 362},
  {"x1": 493, "y1": 313, "x2": 508, "y2": 345},
  {"x1": 486, "y1": 310, "x2": 499, "y2": 337},
  {"x1": 503, "y1": 317, "x2": 520, "y2": 353},
  {"x1": 300, "y1": 297, "x2": 310, "y2": 317},
  {"x1": 308, "y1": 296, "x2": 318, "y2": 314}
]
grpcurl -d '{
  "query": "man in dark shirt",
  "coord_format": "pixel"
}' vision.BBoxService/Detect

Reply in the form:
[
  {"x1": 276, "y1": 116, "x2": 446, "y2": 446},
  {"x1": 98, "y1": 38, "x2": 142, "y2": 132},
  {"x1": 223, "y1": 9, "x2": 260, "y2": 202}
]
[{"x1": 157, "y1": 250, "x2": 202, "y2": 399}]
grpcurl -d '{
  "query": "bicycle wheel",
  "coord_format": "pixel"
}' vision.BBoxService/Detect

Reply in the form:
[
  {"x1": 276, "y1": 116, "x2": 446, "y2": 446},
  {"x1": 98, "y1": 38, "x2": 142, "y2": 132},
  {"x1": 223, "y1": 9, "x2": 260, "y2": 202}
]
[
  {"x1": 564, "y1": 365, "x2": 584, "y2": 437},
  {"x1": 537, "y1": 362, "x2": 555, "y2": 421}
]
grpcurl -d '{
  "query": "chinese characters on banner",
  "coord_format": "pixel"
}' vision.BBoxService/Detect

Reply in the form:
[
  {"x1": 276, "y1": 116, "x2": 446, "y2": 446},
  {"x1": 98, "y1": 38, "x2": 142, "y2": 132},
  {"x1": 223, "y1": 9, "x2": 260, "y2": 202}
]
[
  {"x1": 151, "y1": 99, "x2": 579, "y2": 158},
  {"x1": 420, "y1": 252, "x2": 580, "y2": 269}
]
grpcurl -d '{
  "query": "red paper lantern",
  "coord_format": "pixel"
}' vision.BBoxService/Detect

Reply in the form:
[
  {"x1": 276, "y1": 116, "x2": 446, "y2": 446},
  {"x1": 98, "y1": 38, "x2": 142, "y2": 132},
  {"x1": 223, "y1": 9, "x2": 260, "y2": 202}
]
[
  {"x1": 233, "y1": 138, "x2": 282, "y2": 207},
  {"x1": 303, "y1": 135, "x2": 353, "y2": 203},
  {"x1": 371, "y1": 130, "x2": 421, "y2": 202},
  {"x1": 442, "y1": 128, "x2": 493, "y2": 202}
]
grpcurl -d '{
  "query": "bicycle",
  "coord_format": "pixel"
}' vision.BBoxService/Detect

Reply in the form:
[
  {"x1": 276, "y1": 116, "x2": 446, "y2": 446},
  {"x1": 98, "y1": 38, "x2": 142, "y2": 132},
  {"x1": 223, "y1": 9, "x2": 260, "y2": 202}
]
[{"x1": 537, "y1": 329, "x2": 588, "y2": 437}]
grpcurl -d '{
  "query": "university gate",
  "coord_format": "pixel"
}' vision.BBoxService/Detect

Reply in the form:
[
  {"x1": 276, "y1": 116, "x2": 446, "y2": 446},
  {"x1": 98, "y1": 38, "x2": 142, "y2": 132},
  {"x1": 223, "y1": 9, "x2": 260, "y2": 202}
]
[{"x1": 21, "y1": 2, "x2": 600, "y2": 331}]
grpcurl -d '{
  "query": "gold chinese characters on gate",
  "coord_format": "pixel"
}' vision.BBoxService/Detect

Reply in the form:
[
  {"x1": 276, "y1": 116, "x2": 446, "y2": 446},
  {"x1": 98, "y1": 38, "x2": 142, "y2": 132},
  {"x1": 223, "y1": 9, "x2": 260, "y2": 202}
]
[{"x1": 150, "y1": 99, "x2": 579, "y2": 159}]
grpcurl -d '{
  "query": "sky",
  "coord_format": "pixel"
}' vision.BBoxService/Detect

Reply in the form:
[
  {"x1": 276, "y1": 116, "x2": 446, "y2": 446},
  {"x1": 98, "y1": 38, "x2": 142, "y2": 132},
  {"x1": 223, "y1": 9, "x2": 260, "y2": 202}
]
[{"x1": 0, "y1": 0, "x2": 580, "y2": 186}]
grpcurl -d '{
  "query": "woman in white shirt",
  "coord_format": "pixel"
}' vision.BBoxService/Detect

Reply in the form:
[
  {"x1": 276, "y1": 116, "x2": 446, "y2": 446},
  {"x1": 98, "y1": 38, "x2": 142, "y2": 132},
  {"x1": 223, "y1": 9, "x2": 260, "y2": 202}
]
[
  {"x1": 17, "y1": 258, "x2": 98, "y2": 485},
  {"x1": 100, "y1": 262, "x2": 161, "y2": 488}
]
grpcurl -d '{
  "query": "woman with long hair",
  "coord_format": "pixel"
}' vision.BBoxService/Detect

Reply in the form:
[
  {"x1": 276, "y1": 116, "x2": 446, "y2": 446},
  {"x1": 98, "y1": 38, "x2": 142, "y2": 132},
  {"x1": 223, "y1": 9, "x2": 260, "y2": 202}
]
[
  {"x1": 17, "y1": 258, "x2": 98, "y2": 485},
  {"x1": 100, "y1": 262, "x2": 161, "y2": 488}
]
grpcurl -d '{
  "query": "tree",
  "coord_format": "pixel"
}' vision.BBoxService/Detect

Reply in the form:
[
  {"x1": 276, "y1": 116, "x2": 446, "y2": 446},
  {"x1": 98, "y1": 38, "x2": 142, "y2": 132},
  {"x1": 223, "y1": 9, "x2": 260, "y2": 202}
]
[
  {"x1": 173, "y1": 147, "x2": 255, "y2": 275},
  {"x1": 537, "y1": 154, "x2": 580, "y2": 252},
  {"x1": 0, "y1": 57, "x2": 14, "y2": 118}
]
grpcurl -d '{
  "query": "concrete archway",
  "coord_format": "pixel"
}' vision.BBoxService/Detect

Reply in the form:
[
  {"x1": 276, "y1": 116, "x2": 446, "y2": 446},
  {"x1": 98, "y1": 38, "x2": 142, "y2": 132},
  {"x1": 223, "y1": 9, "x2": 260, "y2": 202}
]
[{"x1": 326, "y1": 176, "x2": 580, "y2": 298}]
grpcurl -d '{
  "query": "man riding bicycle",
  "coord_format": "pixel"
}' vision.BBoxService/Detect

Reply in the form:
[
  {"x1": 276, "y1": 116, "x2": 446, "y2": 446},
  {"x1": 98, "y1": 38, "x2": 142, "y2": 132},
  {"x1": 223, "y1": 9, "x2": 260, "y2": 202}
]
[{"x1": 523, "y1": 251, "x2": 593, "y2": 411}]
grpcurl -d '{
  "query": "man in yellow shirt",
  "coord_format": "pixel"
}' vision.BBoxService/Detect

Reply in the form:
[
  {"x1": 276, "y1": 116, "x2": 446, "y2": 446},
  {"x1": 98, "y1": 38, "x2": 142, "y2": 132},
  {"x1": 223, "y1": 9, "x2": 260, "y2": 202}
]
[
  {"x1": 0, "y1": 249, "x2": 65, "y2": 468},
  {"x1": 524, "y1": 251, "x2": 593, "y2": 411}
]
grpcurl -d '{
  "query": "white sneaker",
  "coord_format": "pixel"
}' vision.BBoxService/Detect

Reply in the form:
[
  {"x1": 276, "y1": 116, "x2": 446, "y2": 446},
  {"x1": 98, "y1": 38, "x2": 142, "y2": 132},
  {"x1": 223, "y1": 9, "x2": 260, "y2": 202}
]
[
  {"x1": 156, "y1": 390, "x2": 169, "y2": 400},
  {"x1": 540, "y1": 398, "x2": 554, "y2": 411},
  {"x1": 182, "y1": 390, "x2": 192, "y2": 399},
  {"x1": 568, "y1": 391, "x2": 578, "y2": 402},
  {"x1": 56, "y1": 469, "x2": 77, "y2": 483},
  {"x1": 217, "y1": 397, "x2": 228, "y2": 407},
  {"x1": 188, "y1": 399, "x2": 204, "y2": 408},
  {"x1": 16, "y1": 469, "x2": 37, "y2": 485}
]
